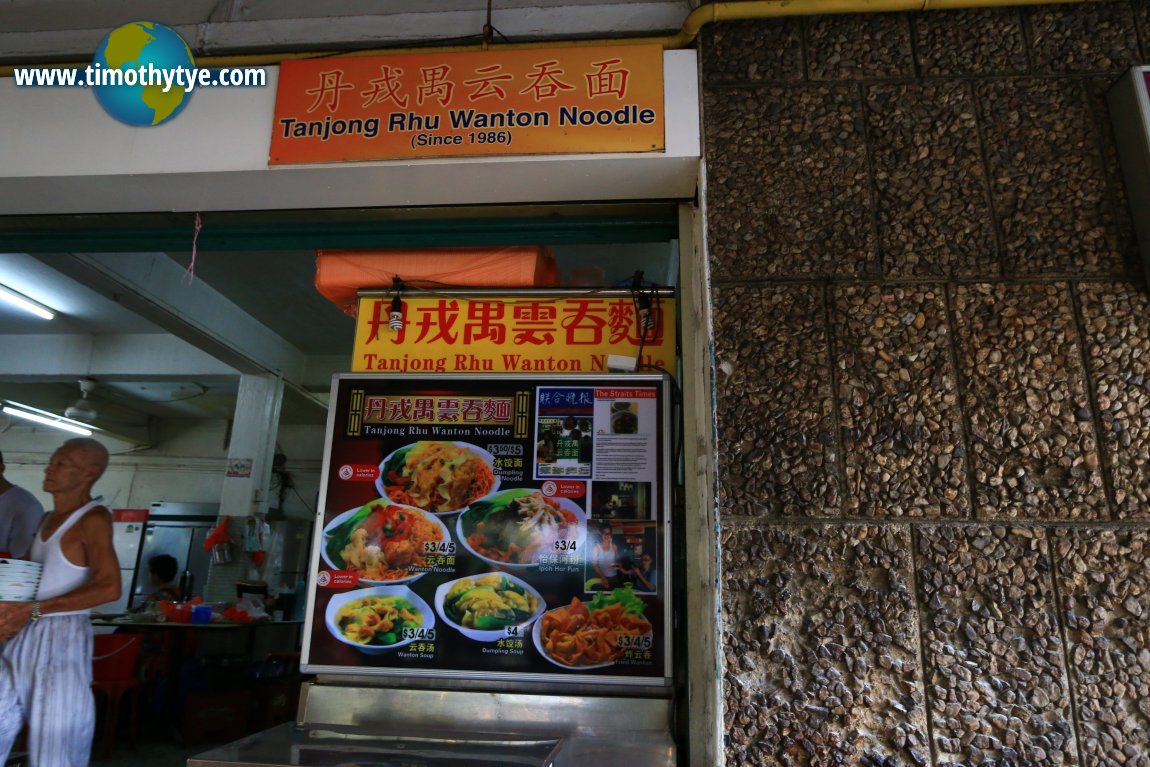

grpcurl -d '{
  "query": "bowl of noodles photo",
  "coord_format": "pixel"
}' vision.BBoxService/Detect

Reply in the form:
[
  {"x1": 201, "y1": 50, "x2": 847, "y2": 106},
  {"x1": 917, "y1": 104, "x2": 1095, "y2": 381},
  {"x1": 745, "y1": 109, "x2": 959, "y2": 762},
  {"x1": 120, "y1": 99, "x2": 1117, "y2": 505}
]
[
  {"x1": 435, "y1": 572, "x2": 547, "y2": 643},
  {"x1": 457, "y1": 488, "x2": 586, "y2": 570},
  {"x1": 532, "y1": 589, "x2": 654, "y2": 670},
  {"x1": 325, "y1": 585, "x2": 434, "y2": 655},
  {"x1": 377, "y1": 441, "x2": 500, "y2": 515},
  {"x1": 322, "y1": 498, "x2": 451, "y2": 586}
]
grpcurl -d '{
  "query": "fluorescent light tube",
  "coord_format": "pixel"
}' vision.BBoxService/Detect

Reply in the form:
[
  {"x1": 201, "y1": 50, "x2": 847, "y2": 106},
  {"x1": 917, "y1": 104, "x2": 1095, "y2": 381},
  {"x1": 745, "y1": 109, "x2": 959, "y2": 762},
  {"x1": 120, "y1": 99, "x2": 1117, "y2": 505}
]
[
  {"x1": 2, "y1": 403, "x2": 93, "y2": 436},
  {"x1": 0, "y1": 283, "x2": 55, "y2": 320}
]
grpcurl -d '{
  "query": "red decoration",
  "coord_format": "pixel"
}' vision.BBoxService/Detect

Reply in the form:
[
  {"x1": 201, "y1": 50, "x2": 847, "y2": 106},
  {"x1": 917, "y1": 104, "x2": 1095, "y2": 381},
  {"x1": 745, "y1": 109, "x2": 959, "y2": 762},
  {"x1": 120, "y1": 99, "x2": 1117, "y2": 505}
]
[{"x1": 203, "y1": 516, "x2": 231, "y2": 551}]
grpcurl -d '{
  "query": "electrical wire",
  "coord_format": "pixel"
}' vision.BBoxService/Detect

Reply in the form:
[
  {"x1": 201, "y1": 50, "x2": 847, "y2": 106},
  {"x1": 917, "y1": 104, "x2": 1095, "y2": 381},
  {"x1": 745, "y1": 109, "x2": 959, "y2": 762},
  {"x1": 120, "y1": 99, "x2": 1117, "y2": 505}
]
[
  {"x1": 636, "y1": 362, "x2": 684, "y2": 473},
  {"x1": 629, "y1": 270, "x2": 663, "y2": 367},
  {"x1": 102, "y1": 383, "x2": 209, "y2": 404},
  {"x1": 289, "y1": 484, "x2": 316, "y2": 515}
]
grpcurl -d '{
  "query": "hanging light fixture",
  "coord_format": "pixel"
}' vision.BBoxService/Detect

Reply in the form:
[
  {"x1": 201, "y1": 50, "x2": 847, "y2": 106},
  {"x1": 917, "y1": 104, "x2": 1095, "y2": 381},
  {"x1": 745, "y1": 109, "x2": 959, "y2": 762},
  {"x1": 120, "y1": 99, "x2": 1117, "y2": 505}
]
[
  {"x1": 0, "y1": 283, "x2": 55, "y2": 320},
  {"x1": 389, "y1": 276, "x2": 405, "y2": 332},
  {"x1": 64, "y1": 379, "x2": 98, "y2": 423},
  {"x1": 1, "y1": 402, "x2": 93, "y2": 436}
]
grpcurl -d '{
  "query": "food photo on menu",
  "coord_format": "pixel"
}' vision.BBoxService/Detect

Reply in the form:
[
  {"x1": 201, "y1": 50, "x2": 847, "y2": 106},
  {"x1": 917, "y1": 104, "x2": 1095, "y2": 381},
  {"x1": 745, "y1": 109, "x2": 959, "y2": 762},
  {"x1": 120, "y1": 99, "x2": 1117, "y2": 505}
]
[
  {"x1": 609, "y1": 401, "x2": 639, "y2": 434},
  {"x1": 534, "y1": 588, "x2": 654, "y2": 670},
  {"x1": 306, "y1": 376, "x2": 668, "y2": 682},
  {"x1": 327, "y1": 586, "x2": 434, "y2": 654},
  {"x1": 457, "y1": 488, "x2": 586, "y2": 568},
  {"x1": 378, "y1": 440, "x2": 499, "y2": 514},
  {"x1": 435, "y1": 572, "x2": 546, "y2": 641},
  {"x1": 322, "y1": 497, "x2": 450, "y2": 585}
]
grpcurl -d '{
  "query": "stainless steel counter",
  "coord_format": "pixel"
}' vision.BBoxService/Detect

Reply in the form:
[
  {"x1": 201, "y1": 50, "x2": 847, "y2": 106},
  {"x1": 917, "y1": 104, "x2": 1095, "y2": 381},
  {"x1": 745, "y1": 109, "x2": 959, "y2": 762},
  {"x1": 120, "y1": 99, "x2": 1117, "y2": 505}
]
[
  {"x1": 188, "y1": 684, "x2": 676, "y2": 767},
  {"x1": 188, "y1": 721, "x2": 675, "y2": 766}
]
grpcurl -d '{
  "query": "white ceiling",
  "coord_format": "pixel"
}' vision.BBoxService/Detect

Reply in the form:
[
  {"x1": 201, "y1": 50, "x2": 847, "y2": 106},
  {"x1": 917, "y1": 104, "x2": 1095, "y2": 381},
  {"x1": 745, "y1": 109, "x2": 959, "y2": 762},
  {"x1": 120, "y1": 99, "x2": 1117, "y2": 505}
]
[
  {"x1": 0, "y1": 247, "x2": 347, "y2": 442},
  {"x1": 0, "y1": 252, "x2": 156, "y2": 336}
]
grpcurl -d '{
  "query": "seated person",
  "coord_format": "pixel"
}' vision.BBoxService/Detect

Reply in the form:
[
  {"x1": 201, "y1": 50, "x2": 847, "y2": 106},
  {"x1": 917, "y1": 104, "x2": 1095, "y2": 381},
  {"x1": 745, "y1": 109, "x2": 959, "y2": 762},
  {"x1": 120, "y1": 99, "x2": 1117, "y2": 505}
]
[
  {"x1": 619, "y1": 552, "x2": 656, "y2": 592},
  {"x1": 134, "y1": 554, "x2": 181, "y2": 609}
]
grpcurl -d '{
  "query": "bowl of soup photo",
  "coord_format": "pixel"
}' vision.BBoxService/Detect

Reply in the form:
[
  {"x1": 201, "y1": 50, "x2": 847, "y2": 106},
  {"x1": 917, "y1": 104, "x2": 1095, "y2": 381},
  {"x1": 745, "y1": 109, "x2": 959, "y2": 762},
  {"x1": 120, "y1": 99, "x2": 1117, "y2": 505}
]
[{"x1": 325, "y1": 585, "x2": 434, "y2": 655}]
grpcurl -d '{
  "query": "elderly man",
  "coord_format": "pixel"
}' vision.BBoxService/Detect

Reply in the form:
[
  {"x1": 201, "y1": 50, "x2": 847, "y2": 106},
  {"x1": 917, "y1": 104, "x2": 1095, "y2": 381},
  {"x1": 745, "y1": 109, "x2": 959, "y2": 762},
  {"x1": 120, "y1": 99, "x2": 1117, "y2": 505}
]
[
  {"x1": 0, "y1": 450, "x2": 45, "y2": 558},
  {"x1": 0, "y1": 437, "x2": 121, "y2": 766}
]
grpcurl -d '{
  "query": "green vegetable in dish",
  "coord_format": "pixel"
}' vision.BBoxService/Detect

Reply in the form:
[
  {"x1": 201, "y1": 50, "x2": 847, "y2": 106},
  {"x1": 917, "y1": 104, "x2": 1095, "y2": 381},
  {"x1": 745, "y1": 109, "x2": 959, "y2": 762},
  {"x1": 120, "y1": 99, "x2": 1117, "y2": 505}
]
[
  {"x1": 587, "y1": 587, "x2": 648, "y2": 617},
  {"x1": 443, "y1": 574, "x2": 541, "y2": 631},
  {"x1": 324, "y1": 501, "x2": 380, "y2": 567}
]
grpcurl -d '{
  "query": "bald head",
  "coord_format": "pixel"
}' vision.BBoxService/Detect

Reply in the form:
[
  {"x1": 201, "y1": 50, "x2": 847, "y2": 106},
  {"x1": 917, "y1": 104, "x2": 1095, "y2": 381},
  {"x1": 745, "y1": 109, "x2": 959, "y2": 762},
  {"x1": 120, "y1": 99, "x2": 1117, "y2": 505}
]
[
  {"x1": 43, "y1": 438, "x2": 110, "y2": 502},
  {"x1": 63, "y1": 438, "x2": 110, "y2": 481}
]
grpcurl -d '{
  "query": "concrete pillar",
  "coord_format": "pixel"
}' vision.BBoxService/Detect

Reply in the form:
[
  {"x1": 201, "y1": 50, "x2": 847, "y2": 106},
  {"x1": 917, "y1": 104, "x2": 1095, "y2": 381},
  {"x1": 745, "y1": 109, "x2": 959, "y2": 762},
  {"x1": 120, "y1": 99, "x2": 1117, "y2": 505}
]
[
  {"x1": 220, "y1": 373, "x2": 284, "y2": 519},
  {"x1": 205, "y1": 373, "x2": 284, "y2": 602}
]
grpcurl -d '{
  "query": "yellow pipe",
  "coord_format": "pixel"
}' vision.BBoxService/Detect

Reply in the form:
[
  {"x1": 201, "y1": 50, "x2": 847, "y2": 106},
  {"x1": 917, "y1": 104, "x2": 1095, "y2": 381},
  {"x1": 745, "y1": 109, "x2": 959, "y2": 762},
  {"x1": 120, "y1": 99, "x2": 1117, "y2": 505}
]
[{"x1": 0, "y1": 0, "x2": 1096, "y2": 77}]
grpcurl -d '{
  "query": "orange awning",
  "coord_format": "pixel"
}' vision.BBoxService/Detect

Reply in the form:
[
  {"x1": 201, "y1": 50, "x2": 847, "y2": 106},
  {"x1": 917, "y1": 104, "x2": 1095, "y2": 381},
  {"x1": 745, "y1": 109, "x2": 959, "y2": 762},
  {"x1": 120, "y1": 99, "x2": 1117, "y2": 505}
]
[{"x1": 315, "y1": 246, "x2": 560, "y2": 316}]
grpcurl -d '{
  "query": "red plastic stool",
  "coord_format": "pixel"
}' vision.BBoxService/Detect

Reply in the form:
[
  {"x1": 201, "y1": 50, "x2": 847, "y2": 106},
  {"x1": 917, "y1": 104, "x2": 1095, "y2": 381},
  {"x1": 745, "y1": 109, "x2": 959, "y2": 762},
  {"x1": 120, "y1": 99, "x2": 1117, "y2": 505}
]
[{"x1": 91, "y1": 634, "x2": 142, "y2": 758}]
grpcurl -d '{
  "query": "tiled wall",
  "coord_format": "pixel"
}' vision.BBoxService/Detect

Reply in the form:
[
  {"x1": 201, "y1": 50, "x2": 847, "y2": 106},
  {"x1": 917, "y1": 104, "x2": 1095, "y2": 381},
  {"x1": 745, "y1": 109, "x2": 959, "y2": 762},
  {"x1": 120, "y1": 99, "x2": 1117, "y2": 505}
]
[{"x1": 702, "y1": 4, "x2": 1150, "y2": 764}]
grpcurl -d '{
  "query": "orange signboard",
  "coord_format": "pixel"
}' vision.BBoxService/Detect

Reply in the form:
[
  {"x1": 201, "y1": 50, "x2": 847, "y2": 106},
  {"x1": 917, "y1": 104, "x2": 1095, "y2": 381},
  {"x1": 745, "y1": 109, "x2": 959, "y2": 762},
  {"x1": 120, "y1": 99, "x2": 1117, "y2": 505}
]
[
  {"x1": 270, "y1": 45, "x2": 664, "y2": 164},
  {"x1": 352, "y1": 293, "x2": 676, "y2": 375}
]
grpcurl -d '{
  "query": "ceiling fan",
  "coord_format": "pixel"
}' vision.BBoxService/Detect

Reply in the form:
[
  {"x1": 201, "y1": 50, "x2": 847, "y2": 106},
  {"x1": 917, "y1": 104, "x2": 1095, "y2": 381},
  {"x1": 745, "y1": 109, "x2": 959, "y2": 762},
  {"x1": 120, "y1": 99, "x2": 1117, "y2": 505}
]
[{"x1": 64, "y1": 378, "x2": 98, "y2": 423}]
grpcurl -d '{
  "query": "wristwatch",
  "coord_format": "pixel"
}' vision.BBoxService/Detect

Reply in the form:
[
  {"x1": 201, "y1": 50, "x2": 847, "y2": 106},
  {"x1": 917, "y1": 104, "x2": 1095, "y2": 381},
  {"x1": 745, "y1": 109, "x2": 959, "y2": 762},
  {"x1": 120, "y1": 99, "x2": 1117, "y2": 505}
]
[{"x1": 29, "y1": 601, "x2": 41, "y2": 622}]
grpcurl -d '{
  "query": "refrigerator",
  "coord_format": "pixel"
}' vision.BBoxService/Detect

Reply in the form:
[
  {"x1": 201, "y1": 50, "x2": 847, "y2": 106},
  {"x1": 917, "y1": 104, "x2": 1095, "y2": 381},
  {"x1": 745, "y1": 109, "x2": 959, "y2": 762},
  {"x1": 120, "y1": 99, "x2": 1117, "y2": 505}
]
[
  {"x1": 264, "y1": 518, "x2": 313, "y2": 615},
  {"x1": 92, "y1": 509, "x2": 148, "y2": 615},
  {"x1": 128, "y1": 502, "x2": 218, "y2": 609}
]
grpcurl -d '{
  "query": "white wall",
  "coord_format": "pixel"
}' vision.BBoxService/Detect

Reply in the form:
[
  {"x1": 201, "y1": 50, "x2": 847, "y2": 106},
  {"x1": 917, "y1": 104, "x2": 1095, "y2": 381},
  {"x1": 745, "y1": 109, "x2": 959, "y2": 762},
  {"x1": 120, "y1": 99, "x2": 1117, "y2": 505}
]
[
  {"x1": 0, "y1": 52, "x2": 699, "y2": 215},
  {"x1": 0, "y1": 419, "x2": 323, "y2": 520}
]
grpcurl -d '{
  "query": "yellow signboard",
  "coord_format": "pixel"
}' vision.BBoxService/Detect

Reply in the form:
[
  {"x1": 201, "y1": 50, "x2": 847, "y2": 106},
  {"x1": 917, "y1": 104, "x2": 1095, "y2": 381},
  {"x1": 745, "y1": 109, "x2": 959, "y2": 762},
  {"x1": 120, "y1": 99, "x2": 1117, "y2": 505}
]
[{"x1": 352, "y1": 292, "x2": 675, "y2": 375}]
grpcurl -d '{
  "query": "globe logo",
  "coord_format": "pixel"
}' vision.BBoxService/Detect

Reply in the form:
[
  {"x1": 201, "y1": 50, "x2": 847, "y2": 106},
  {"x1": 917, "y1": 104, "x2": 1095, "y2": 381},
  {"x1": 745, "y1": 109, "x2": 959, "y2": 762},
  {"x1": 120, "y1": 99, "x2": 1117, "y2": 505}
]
[{"x1": 91, "y1": 21, "x2": 194, "y2": 127}]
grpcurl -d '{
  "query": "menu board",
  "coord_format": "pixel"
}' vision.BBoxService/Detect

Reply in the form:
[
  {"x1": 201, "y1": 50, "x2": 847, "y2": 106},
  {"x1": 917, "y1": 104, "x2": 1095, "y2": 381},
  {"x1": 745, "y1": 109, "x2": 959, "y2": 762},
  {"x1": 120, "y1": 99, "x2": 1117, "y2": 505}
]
[{"x1": 301, "y1": 373, "x2": 671, "y2": 687}]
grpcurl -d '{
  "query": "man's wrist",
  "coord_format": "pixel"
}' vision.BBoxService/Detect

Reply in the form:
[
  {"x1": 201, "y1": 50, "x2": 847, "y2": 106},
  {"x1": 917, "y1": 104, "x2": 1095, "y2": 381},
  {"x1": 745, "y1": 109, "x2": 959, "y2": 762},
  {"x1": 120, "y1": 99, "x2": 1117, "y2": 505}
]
[{"x1": 29, "y1": 601, "x2": 41, "y2": 622}]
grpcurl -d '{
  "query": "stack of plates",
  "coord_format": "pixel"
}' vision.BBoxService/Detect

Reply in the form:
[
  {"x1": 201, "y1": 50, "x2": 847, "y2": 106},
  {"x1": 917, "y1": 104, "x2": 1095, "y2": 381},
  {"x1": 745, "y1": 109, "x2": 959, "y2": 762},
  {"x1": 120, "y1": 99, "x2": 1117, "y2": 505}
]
[{"x1": 0, "y1": 559, "x2": 42, "y2": 602}]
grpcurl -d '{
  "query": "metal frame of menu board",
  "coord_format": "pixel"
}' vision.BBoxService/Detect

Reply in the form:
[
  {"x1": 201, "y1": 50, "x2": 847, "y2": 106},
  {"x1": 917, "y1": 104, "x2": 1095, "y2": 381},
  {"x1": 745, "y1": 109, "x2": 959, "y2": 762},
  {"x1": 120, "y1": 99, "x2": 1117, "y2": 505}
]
[{"x1": 301, "y1": 373, "x2": 673, "y2": 688}]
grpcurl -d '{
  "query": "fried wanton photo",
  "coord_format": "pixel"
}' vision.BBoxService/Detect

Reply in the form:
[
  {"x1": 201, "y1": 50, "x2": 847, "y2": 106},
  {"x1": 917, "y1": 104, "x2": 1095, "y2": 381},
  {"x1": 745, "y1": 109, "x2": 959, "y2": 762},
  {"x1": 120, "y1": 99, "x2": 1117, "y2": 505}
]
[{"x1": 536, "y1": 589, "x2": 653, "y2": 668}]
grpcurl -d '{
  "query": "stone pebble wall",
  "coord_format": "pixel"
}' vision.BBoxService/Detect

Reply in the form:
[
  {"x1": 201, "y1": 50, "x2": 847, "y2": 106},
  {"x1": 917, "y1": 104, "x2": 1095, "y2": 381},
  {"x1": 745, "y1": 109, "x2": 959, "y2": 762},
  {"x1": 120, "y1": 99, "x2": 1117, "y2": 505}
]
[{"x1": 702, "y1": 4, "x2": 1150, "y2": 765}]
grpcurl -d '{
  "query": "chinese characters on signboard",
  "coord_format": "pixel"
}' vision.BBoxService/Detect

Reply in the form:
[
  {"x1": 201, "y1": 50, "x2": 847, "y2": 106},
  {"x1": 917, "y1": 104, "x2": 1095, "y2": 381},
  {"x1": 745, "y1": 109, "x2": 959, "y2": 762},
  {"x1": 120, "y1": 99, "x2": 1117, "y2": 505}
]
[
  {"x1": 351, "y1": 294, "x2": 676, "y2": 375},
  {"x1": 361, "y1": 395, "x2": 515, "y2": 426},
  {"x1": 271, "y1": 45, "x2": 664, "y2": 163}
]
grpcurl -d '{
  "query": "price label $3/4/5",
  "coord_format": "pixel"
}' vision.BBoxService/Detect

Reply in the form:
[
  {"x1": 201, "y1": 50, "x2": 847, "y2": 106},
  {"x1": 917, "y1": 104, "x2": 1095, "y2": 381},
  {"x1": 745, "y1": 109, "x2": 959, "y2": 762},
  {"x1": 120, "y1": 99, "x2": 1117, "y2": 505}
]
[
  {"x1": 616, "y1": 634, "x2": 652, "y2": 650},
  {"x1": 401, "y1": 627, "x2": 437, "y2": 641}
]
